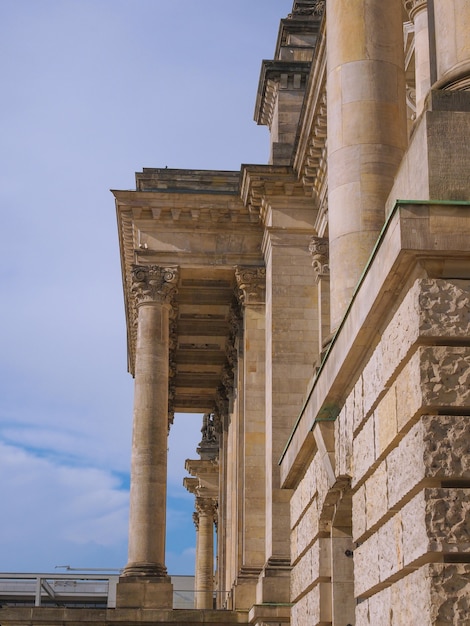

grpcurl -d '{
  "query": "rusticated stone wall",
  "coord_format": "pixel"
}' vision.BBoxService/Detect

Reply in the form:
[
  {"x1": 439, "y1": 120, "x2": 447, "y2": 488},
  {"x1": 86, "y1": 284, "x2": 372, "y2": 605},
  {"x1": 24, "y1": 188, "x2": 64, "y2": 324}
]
[
  {"x1": 290, "y1": 278, "x2": 470, "y2": 625},
  {"x1": 290, "y1": 453, "x2": 332, "y2": 625}
]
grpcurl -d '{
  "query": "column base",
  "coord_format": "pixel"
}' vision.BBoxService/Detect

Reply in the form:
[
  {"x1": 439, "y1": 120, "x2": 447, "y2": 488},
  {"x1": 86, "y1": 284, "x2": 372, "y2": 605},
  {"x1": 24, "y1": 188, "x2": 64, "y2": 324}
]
[
  {"x1": 232, "y1": 566, "x2": 262, "y2": 610},
  {"x1": 116, "y1": 576, "x2": 173, "y2": 609},
  {"x1": 249, "y1": 603, "x2": 292, "y2": 625},
  {"x1": 256, "y1": 557, "x2": 291, "y2": 604}
]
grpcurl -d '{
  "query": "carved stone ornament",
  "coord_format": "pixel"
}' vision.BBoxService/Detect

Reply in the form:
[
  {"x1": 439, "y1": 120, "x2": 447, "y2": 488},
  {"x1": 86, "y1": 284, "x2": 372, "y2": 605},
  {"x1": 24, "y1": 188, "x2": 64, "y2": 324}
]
[
  {"x1": 196, "y1": 497, "x2": 217, "y2": 520},
  {"x1": 290, "y1": 0, "x2": 325, "y2": 17},
  {"x1": 403, "y1": 0, "x2": 427, "y2": 20},
  {"x1": 235, "y1": 266, "x2": 266, "y2": 305},
  {"x1": 131, "y1": 264, "x2": 179, "y2": 305},
  {"x1": 309, "y1": 236, "x2": 330, "y2": 279},
  {"x1": 200, "y1": 413, "x2": 218, "y2": 445}
]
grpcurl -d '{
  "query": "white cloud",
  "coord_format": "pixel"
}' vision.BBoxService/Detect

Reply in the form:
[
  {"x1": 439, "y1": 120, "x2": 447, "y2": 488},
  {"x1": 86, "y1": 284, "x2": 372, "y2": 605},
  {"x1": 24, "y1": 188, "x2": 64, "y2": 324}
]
[{"x1": 0, "y1": 441, "x2": 128, "y2": 570}]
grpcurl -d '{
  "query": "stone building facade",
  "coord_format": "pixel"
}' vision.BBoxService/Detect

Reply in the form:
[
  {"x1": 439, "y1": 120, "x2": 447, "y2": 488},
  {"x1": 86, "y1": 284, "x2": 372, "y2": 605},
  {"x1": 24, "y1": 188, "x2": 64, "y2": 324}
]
[{"x1": 3, "y1": 1, "x2": 470, "y2": 625}]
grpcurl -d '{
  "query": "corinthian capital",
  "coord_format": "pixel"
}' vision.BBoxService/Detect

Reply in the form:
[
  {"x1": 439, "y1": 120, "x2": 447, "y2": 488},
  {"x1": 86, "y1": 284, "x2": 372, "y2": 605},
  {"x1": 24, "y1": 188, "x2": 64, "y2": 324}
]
[
  {"x1": 309, "y1": 237, "x2": 329, "y2": 281},
  {"x1": 235, "y1": 266, "x2": 266, "y2": 305},
  {"x1": 131, "y1": 264, "x2": 179, "y2": 305},
  {"x1": 403, "y1": 0, "x2": 427, "y2": 20},
  {"x1": 196, "y1": 497, "x2": 217, "y2": 520}
]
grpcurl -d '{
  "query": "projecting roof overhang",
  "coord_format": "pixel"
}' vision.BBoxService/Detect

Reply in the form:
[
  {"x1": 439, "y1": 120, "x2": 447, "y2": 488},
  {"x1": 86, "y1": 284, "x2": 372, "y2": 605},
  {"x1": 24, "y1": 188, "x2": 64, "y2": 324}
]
[{"x1": 113, "y1": 169, "x2": 264, "y2": 414}]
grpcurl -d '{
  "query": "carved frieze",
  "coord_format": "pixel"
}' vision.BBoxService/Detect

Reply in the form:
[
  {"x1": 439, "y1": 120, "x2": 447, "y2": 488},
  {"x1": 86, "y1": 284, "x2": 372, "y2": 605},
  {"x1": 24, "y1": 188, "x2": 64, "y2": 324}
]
[
  {"x1": 235, "y1": 266, "x2": 266, "y2": 305},
  {"x1": 309, "y1": 236, "x2": 330, "y2": 280},
  {"x1": 131, "y1": 264, "x2": 179, "y2": 306}
]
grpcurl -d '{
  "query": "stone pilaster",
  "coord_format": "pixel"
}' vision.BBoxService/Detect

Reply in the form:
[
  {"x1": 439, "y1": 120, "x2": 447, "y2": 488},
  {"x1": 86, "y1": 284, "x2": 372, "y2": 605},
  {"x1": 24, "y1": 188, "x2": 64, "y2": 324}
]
[
  {"x1": 327, "y1": 0, "x2": 408, "y2": 330},
  {"x1": 258, "y1": 210, "x2": 319, "y2": 604},
  {"x1": 309, "y1": 237, "x2": 330, "y2": 353},
  {"x1": 231, "y1": 266, "x2": 266, "y2": 610},
  {"x1": 117, "y1": 264, "x2": 178, "y2": 609}
]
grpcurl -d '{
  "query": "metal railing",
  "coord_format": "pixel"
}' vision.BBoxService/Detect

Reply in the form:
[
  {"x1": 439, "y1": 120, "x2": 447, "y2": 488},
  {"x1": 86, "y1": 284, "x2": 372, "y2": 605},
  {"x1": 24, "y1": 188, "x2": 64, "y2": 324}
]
[
  {"x1": 0, "y1": 574, "x2": 231, "y2": 610},
  {"x1": 0, "y1": 573, "x2": 119, "y2": 608}
]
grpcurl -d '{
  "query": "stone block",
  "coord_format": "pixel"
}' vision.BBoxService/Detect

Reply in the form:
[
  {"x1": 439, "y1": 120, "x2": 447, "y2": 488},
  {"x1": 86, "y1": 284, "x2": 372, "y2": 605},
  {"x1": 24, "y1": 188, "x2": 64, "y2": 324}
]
[
  {"x1": 353, "y1": 376, "x2": 365, "y2": 432},
  {"x1": 352, "y1": 414, "x2": 376, "y2": 486},
  {"x1": 291, "y1": 551, "x2": 311, "y2": 600},
  {"x1": 115, "y1": 578, "x2": 173, "y2": 609},
  {"x1": 362, "y1": 344, "x2": 383, "y2": 418},
  {"x1": 374, "y1": 385, "x2": 398, "y2": 458},
  {"x1": 354, "y1": 533, "x2": 380, "y2": 597},
  {"x1": 402, "y1": 488, "x2": 470, "y2": 566},
  {"x1": 290, "y1": 486, "x2": 304, "y2": 530},
  {"x1": 365, "y1": 460, "x2": 388, "y2": 530},
  {"x1": 380, "y1": 280, "x2": 421, "y2": 384},
  {"x1": 335, "y1": 395, "x2": 353, "y2": 477},
  {"x1": 377, "y1": 515, "x2": 403, "y2": 583},
  {"x1": 395, "y1": 350, "x2": 422, "y2": 431},
  {"x1": 422, "y1": 415, "x2": 470, "y2": 479},
  {"x1": 294, "y1": 501, "x2": 320, "y2": 559},
  {"x1": 352, "y1": 484, "x2": 367, "y2": 542},
  {"x1": 418, "y1": 279, "x2": 470, "y2": 339},
  {"x1": 429, "y1": 563, "x2": 470, "y2": 624},
  {"x1": 368, "y1": 584, "x2": 392, "y2": 625},
  {"x1": 312, "y1": 537, "x2": 331, "y2": 582},
  {"x1": 420, "y1": 346, "x2": 470, "y2": 407},
  {"x1": 390, "y1": 568, "x2": 432, "y2": 626},
  {"x1": 425, "y1": 488, "x2": 470, "y2": 552},
  {"x1": 386, "y1": 420, "x2": 423, "y2": 509},
  {"x1": 355, "y1": 598, "x2": 370, "y2": 625},
  {"x1": 290, "y1": 525, "x2": 299, "y2": 563},
  {"x1": 401, "y1": 491, "x2": 429, "y2": 566}
]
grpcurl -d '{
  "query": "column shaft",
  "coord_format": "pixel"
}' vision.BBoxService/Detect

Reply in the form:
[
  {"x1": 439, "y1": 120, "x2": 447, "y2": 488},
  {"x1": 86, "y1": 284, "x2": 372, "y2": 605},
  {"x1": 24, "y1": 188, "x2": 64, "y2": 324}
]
[
  {"x1": 327, "y1": 0, "x2": 407, "y2": 330},
  {"x1": 434, "y1": 0, "x2": 470, "y2": 88},
  {"x1": 195, "y1": 501, "x2": 215, "y2": 609},
  {"x1": 125, "y1": 301, "x2": 170, "y2": 575}
]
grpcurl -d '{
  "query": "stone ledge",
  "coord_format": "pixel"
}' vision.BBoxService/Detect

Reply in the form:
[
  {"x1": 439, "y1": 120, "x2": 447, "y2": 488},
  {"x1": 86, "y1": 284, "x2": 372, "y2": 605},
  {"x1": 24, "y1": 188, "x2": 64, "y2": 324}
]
[
  {"x1": 0, "y1": 607, "x2": 249, "y2": 626},
  {"x1": 248, "y1": 603, "x2": 292, "y2": 624}
]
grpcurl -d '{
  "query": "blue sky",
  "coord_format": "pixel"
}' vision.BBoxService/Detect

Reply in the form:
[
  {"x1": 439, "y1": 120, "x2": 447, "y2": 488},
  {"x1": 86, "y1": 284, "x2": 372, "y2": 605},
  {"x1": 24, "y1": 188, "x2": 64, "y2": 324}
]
[{"x1": 0, "y1": 0, "x2": 292, "y2": 575}]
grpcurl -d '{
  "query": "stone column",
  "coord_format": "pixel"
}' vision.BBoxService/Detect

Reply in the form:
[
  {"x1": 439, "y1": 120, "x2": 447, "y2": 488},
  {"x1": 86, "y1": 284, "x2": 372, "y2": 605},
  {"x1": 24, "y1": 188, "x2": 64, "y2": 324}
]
[
  {"x1": 192, "y1": 511, "x2": 200, "y2": 606},
  {"x1": 433, "y1": 0, "x2": 470, "y2": 88},
  {"x1": 117, "y1": 264, "x2": 178, "y2": 609},
  {"x1": 327, "y1": 0, "x2": 408, "y2": 330},
  {"x1": 195, "y1": 497, "x2": 216, "y2": 609},
  {"x1": 404, "y1": 1, "x2": 431, "y2": 115}
]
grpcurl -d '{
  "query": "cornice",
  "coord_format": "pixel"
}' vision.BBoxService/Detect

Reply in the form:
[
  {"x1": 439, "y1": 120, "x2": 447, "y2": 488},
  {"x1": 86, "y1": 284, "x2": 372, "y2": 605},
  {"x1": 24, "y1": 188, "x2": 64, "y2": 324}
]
[
  {"x1": 240, "y1": 164, "x2": 309, "y2": 224},
  {"x1": 112, "y1": 189, "x2": 254, "y2": 225},
  {"x1": 254, "y1": 60, "x2": 312, "y2": 127},
  {"x1": 292, "y1": 12, "x2": 327, "y2": 199}
]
